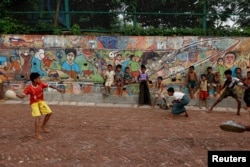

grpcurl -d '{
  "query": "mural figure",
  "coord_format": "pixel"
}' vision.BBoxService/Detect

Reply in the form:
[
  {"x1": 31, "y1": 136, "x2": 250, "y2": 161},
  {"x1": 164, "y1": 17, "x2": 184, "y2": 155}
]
[
  {"x1": 31, "y1": 49, "x2": 47, "y2": 77},
  {"x1": 20, "y1": 49, "x2": 33, "y2": 80},
  {"x1": 223, "y1": 52, "x2": 238, "y2": 77},
  {"x1": 129, "y1": 55, "x2": 140, "y2": 79},
  {"x1": 215, "y1": 57, "x2": 226, "y2": 83},
  {"x1": 7, "y1": 55, "x2": 21, "y2": 74},
  {"x1": 61, "y1": 48, "x2": 81, "y2": 80}
]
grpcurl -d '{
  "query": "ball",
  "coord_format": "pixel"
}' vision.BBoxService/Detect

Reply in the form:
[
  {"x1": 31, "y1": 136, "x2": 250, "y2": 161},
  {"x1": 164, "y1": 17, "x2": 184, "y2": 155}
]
[{"x1": 5, "y1": 90, "x2": 17, "y2": 99}]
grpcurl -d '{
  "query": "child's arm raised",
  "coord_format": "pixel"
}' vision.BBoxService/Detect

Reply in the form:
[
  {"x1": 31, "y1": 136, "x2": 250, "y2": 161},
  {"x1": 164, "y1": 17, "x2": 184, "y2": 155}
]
[{"x1": 49, "y1": 85, "x2": 65, "y2": 93}]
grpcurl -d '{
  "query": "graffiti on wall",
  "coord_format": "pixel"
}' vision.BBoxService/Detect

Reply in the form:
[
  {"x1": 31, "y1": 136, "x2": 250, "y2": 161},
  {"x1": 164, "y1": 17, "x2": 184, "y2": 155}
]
[{"x1": 1, "y1": 35, "x2": 250, "y2": 96}]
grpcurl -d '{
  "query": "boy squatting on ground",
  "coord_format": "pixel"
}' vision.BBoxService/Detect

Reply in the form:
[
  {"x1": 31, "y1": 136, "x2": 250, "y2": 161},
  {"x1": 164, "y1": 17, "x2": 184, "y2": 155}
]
[
  {"x1": 166, "y1": 87, "x2": 189, "y2": 119},
  {"x1": 208, "y1": 69, "x2": 248, "y2": 115},
  {"x1": 17, "y1": 72, "x2": 64, "y2": 140}
]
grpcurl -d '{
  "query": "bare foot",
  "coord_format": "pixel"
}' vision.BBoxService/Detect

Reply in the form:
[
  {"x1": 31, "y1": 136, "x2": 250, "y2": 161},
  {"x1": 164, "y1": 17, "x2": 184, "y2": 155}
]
[
  {"x1": 244, "y1": 107, "x2": 248, "y2": 110},
  {"x1": 184, "y1": 112, "x2": 189, "y2": 117},
  {"x1": 236, "y1": 112, "x2": 240, "y2": 116},
  {"x1": 41, "y1": 127, "x2": 50, "y2": 133},
  {"x1": 34, "y1": 134, "x2": 43, "y2": 140},
  {"x1": 207, "y1": 108, "x2": 212, "y2": 113}
]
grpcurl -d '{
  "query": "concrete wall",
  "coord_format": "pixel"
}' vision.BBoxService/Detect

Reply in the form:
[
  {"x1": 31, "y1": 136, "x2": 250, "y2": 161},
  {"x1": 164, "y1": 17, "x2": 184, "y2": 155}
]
[{"x1": 0, "y1": 35, "x2": 250, "y2": 97}]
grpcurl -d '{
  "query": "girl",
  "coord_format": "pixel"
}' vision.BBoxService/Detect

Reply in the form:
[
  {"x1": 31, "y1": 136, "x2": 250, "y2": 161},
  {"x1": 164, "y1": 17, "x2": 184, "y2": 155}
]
[{"x1": 138, "y1": 65, "x2": 151, "y2": 106}]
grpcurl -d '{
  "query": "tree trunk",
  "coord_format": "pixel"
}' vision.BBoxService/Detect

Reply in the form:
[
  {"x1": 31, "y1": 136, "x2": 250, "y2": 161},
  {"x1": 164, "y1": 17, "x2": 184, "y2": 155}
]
[{"x1": 53, "y1": 0, "x2": 62, "y2": 27}]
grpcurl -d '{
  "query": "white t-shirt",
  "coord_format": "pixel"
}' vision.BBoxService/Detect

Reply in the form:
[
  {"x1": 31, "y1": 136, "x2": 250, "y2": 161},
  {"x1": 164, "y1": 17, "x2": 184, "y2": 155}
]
[
  {"x1": 224, "y1": 77, "x2": 243, "y2": 88},
  {"x1": 106, "y1": 70, "x2": 115, "y2": 81},
  {"x1": 173, "y1": 92, "x2": 185, "y2": 100}
]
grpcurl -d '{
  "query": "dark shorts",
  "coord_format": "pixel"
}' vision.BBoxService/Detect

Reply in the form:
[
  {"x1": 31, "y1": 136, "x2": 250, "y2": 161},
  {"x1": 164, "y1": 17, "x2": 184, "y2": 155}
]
[
  {"x1": 220, "y1": 88, "x2": 238, "y2": 99},
  {"x1": 188, "y1": 80, "x2": 196, "y2": 89}
]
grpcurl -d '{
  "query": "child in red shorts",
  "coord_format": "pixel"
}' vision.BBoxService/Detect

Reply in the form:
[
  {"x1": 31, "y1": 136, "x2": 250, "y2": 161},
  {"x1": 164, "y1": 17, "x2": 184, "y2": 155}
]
[
  {"x1": 17, "y1": 72, "x2": 64, "y2": 140},
  {"x1": 199, "y1": 74, "x2": 209, "y2": 109}
]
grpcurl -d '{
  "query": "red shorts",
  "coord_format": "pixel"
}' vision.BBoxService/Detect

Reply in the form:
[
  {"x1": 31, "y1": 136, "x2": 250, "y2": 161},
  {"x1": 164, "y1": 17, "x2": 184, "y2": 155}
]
[{"x1": 199, "y1": 91, "x2": 208, "y2": 99}]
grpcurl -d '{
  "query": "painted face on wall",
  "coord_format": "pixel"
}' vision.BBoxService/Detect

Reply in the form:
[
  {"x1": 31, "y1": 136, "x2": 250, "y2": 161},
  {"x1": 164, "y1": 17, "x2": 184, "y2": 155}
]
[
  {"x1": 224, "y1": 53, "x2": 235, "y2": 67},
  {"x1": 35, "y1": 49, "x2": 45, "y2": 60},
  {"x1": 217, "y1": 58, "x2": 224, "y2": 65},
  {"x1": 66, "y1": 52, "x2": 75, "y2": 64},
  {"x1": 29, "y1": 50, "x2": 35, "y2": 56}
]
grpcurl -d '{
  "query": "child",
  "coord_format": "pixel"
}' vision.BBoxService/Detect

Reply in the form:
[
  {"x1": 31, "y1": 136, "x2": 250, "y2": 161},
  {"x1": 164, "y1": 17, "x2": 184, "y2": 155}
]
[
  {"x1": 208, "y1": 69, "x2": 246, "y2": 115},
  {"x1": 124, "y1": 67, "x2": 133, "y2": 85},
  {"x1": 243, "y1": 71, "x2": 250, "y2": 111},
  {"x1": 0, "y1": 70, "x2": 8, "y2": 101},
  {"x1": 235, "y1": 67, "x2": 244, "y2": 98},
  {"x1": 199, "y1": 74, "x2": 209, "y2": 109},
  {"x1": 235, "y1": 67, "x2": 244, "y2": 81},
  {"x1": 104, "y1": 64, "x2": 115, "y2": 96},
  {"x1": 167, "y1": 87, "x2": 189, "y2": 118},
  {"x1": 214, "y1": 72, "x2": 221, "y2": 95},
  {"x1": 16, "y1": 72, "x2": 63, "y2": 139},
  {"x1": 206, "y1": 67, "x2": 216, "y2": 95},
  {"x1": 186, "y1": 66, "x2": 198, "y2": 98},
  {"x1": 153, "y1": 76, "x2": 167, "y2": 108},
  {"x1": 138, "y1": 65, "x2": 151, "y2": 106},
  {"x1": 115, "y1": 64, "x2": 124, "y2": 96}
]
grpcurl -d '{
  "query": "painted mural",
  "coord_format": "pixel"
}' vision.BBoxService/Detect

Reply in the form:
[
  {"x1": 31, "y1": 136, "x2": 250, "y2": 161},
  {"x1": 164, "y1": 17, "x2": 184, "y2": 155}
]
[{"x1": 0, "y1": 35, "x2": 250, "y2": 96}]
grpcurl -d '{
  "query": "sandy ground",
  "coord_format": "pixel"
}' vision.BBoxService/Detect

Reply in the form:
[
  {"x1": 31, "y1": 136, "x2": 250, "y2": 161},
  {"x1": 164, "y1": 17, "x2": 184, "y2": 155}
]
[{"x1": 1, "y1": 104, "x2": 250, "y2": 167}]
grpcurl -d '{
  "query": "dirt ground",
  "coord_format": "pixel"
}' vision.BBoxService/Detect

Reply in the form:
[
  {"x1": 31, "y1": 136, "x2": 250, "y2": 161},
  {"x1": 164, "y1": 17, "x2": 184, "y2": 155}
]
[{"x1": 0, "y1": 104, "x2": 250, "y2": 167}]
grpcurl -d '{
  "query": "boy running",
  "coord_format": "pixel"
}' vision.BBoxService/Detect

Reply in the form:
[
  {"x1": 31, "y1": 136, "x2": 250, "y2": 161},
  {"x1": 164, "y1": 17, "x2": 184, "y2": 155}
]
[
  {"x1": 208, "y1": 69, "x2": 247, "y2": 115},
  {"x1": 17, "y1": 72, "x2": 64, "y2": 139}
]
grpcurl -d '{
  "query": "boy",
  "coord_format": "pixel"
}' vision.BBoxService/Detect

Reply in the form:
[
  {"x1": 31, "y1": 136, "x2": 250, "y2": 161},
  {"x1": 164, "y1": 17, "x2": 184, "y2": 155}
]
[
  {"x1": 243, "y1": 71, "x2": 250, "y2": 111},
  {"x1": 153, "y1": 76, "x2": 167, "y2": 109},
  {"x1": 206, "y1": 67, "x2": 216, "y2": 95},
  {"x1": 124, "y1": 67, "x2": 133, "y2": 85},
  {"x1": 115, "y1": 64, "x2": 124, "y2": 96},
  {"x1": 208, "y1": 69, "x2": 246, "y2": 115},
  {"x1": 199, "y1": 74, "x2": 209, "y2": 109},
  {"x1": 167, "y1": 87, "x2": 189, "y2": 118},
  {"x1": 104, "y1": 64, "x2": 115, "y2": 96},
  {"x1": 186, "y1": 66, "x2": 198, "y2": 98},
  {"x1": 17, "y1": 72, "x2": 63, "y2": 139}
]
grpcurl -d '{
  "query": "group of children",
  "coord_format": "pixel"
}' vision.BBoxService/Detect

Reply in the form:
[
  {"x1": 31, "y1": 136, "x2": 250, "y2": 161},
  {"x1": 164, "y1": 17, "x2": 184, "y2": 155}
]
[
  {"x1": 92, "y1": 63, "x2": 190, "y2": 119},
  {"x1": 3, "y1": 62, "x2": 250, "y2": 140},
  {"x1": 103, "y1": 64, "x2": 135, "y2": 96},
  {"x1": 186, "y1": 65, "x2": 250, "y2": 116}
]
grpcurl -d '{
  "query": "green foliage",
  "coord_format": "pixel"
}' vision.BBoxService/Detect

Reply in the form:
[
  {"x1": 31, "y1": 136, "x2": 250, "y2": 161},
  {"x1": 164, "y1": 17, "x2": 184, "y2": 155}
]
[
  {"x1": 70, "y1": 24, "x2": 81, "y2": 35},
  {"x1": 52, "y1": 27, "x2": 62, "y2": 35},
  {"x1": 0, "y1": 17, "x2": 31, "y2": 34},
  {"x1": 0, "y1": 0, "x2": 249, "y2": 36},
  {"x1": 121, "y1": 26, "x2": 250, "y2": 36}
]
